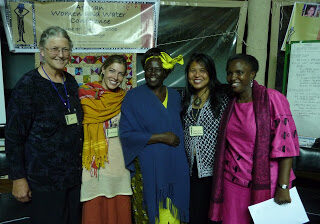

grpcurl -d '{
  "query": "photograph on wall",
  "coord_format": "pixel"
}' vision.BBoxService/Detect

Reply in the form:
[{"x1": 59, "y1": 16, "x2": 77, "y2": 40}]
[{"x1": 282, "y1": 2, "x2": 320, "y2": 50}]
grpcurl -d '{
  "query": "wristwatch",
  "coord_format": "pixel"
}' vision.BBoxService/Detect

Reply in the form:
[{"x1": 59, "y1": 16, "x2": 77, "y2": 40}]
[{"x1": 277, "y1": 183, "x2": 289, "y2": 189}]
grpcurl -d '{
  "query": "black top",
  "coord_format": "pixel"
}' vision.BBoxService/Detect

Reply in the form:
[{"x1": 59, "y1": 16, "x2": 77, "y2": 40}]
[{"x1": 5, "y1": 69, "x2": 83, "y2": 191}]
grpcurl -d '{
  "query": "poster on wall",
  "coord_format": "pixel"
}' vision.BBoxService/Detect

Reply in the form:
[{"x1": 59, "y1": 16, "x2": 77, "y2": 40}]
[
  {"x1": 281, "y1": 2, "x2": 320, "y2": 50},
  {"x1": 35, "y1": 53, "x2": 137, "y2": 90},
  {"x1": 1, "y1": 0, "x2": 159, "y2": 53},
  {"x1": 286, "y1": 42, "x2": 320, "y2": 142}
]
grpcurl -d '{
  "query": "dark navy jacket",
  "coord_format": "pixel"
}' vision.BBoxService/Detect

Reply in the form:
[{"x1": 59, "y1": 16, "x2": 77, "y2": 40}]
[{"x1": 5, "y1": 69, "x2": 83, "y2": 191}]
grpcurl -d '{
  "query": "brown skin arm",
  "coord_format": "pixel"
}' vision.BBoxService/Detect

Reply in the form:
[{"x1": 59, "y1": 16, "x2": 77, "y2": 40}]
[
  {"x1": 274, "y1": 157, "x2": 292, "y2": 205},
  {"x1": 147, "y1": 132, "x2": 180, "y2": 147}
]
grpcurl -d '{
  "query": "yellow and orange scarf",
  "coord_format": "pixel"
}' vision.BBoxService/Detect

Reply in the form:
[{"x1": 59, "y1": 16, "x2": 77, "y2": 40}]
[{"x1": 79, "y1": 82, "x2": 126, "y2": 170}]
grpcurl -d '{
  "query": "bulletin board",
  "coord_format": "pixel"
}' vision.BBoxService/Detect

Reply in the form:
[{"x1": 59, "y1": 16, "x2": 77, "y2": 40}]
[
  {"x1": 281, "y1": 2, "x2": 320, "y2": 51},
  {"x1": 285, "y1": 41, "x2": 320, "y2": 142}
]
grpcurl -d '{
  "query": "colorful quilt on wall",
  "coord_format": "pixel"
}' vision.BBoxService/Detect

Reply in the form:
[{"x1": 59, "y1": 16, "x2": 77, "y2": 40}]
[{"x1": 35, "y1": 53, "x2": 137, "y2": 90}]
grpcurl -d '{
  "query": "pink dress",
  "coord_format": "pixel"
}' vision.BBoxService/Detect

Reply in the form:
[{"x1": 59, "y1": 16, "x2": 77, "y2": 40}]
[{"x1": 213, "y1": 89, "x2": 300, "y2": 224}]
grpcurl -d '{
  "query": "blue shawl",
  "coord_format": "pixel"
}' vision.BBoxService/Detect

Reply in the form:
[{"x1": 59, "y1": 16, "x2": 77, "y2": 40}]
[{"x1": 119, "y1": 84, "x2": 189, "y2": 223}]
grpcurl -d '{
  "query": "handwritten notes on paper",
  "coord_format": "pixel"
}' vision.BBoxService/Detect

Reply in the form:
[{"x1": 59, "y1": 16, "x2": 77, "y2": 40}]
[{"x1": 286, "y1": 42, "x2": 320, "y2": 139}]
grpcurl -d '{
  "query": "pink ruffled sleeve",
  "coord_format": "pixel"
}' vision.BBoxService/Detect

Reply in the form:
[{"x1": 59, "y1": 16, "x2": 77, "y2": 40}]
[{"x1": 269, "y1": 89, "x2": 300, "y2": 158}]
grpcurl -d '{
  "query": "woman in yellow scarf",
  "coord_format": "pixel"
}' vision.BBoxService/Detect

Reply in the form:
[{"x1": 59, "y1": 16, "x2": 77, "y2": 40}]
[{"x1": 79, "y1": 55, "x2": 132, "y2": 224}]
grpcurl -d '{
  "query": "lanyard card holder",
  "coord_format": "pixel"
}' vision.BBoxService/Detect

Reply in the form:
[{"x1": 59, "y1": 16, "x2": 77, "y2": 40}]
[
  {"x1": 65, "y1": 112, "x2": 78, "y2": 125},
  {"x1": 106, "y1": 127, "x2": 119, "y2": 138},
  {"x1": 189, "y1": 126, "x2": 204, "y2": 136}
]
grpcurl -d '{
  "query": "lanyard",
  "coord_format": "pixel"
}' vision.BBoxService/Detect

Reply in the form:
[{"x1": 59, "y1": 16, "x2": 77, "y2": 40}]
[{"x1": 42, "y1": 65, "x2": 70, "y2": 112}]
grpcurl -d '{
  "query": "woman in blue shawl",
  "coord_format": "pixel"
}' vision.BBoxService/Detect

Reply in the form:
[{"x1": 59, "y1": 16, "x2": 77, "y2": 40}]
[{"x1": 119, "y1": 48, "x2": 189, "y2": 224}]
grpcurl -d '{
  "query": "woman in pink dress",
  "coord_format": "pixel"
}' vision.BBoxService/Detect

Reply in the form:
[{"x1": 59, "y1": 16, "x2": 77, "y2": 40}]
[{"x1": 209, "y1": 54, "x2": 300, "y2": 224}]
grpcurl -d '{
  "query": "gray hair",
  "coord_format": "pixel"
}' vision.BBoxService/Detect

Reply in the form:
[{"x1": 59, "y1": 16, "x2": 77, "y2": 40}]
[{"x1": 39, "y1": 26, "x2": 73, "y2": 49}]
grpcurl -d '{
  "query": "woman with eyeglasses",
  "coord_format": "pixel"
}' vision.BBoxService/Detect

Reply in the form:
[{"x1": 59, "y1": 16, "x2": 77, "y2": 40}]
[
  {"x1": 119, "y1": 48, "x2": 190, "y2": 224},
  {"x1": 5, "y1": 26, "x2": 83, "y2": 224},
  {"x1": 79, "y1": 55, "x2": 132, "y2": 224}
]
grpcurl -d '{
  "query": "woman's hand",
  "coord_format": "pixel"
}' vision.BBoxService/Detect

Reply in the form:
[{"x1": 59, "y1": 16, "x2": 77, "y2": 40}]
[
  {"x1": 12, "y1": 178, "x2": 32, "y2": 203},
  {"x1": 148, "y1": 132, "x2": 180, "y2": 147},
  {"x1": 274, "y1": 187, "x2": 291, "y2": 205},
  {"x1": 274, "y1": 157, "x2": 292, "y2": 205},
  {"x1": 161, "y1": 132, "x2": 180, "y2": 147}
]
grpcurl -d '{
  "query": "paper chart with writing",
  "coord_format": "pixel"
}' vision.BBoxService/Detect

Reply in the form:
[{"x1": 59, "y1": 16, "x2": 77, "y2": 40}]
[{"x1": 286, "y1": 42, "x2": 320, "y2": 139}]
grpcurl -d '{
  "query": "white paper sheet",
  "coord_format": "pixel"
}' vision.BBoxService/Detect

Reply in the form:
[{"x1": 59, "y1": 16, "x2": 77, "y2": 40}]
[{"x1": 248, "y1": 187, "x2": 309, "y2": 224}]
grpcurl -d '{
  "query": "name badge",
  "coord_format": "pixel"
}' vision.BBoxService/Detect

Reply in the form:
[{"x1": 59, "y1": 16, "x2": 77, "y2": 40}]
[
  {"x1": 189, "y1": 126, "x2": 204, "y2": 136},
  {"x1": 106, "y1": 127, "x2": 119, "y2": 138},
  {"x1": 65, "y1": 113, "x2": 78, "y2": 125}
]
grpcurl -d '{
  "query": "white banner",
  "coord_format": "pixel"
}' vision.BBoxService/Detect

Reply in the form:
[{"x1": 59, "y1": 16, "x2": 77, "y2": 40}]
[{"x1": 1, "y1": 0, "x2": 160, "y2": 53}]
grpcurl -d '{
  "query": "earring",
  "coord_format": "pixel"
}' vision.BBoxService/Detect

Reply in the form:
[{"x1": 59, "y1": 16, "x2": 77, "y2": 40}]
[{"x1": 250, "y1": 80, "x2": 253, "y2": 87}]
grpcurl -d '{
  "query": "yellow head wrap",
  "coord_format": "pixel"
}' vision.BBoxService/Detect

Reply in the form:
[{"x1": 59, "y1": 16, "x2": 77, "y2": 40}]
[{"x1": 145, "y1": 52, "x2": 184, "y2": 70}]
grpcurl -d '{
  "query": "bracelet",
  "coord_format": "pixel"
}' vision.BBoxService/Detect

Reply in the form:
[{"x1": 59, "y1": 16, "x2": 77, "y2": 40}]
[{"x1": 277, "y1": 183, "x2": 289, "y2": 189}]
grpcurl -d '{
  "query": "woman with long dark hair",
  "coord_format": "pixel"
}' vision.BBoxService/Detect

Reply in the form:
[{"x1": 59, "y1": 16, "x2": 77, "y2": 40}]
[{"x1": 182, "y1": 53, "x2": 229, "y2": 224}]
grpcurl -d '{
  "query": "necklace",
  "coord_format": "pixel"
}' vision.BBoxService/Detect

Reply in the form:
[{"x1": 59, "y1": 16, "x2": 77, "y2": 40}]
[
  {"x1": 193, "y1": 88, "x2": 208, "y2": 107},
  {"x1": 191, "y1": 108, "x2": 201, "y2": 122}
]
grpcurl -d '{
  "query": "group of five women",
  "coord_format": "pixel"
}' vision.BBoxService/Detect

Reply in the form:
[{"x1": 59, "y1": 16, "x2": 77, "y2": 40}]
[{"x1": 6, "y1": 26, "x2": 299, "y2": 224}]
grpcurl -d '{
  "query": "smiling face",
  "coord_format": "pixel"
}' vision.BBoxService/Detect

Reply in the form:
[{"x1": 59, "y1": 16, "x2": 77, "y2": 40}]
[
  {"x1": 307, "y1": 6, "x2": 315, "y2": 16},
  {"x1": 144, "y1": 58, "x2": 167, "y2": 89},
  {"x1": 226, "y1": 59, "x2": 255, "y2": 97},
  {"x1": 101, "y1": 62, "x2": 125, "y2": 91},
  {"x1": 188, "y1": 61, "x2": 210, "y2": 92},
  {"x1": 40, "y1": 36, "x2": 70, "y2": 72}
]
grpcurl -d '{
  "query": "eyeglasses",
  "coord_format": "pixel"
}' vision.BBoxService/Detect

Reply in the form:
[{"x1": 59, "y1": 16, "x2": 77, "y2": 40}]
[{"x1": 45, "y1": 47, "x2": 71, "y2": 55}]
